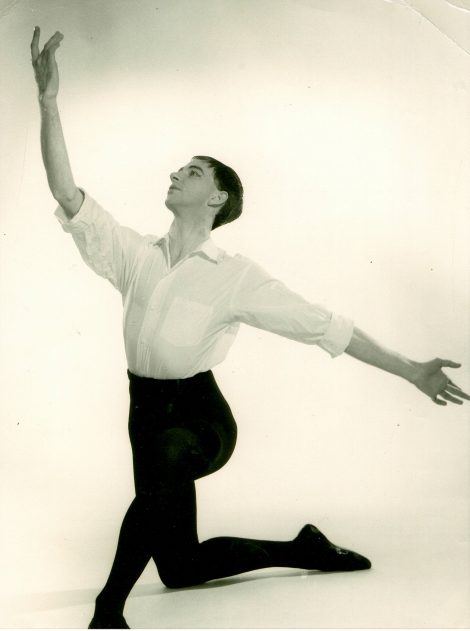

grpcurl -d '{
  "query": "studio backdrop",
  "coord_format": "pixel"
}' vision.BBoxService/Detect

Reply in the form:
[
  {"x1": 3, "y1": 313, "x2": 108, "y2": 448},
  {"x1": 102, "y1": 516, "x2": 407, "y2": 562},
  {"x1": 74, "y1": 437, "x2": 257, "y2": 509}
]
[{"x1": 1, "y1": 0, "x2": 469, "y2": 627}]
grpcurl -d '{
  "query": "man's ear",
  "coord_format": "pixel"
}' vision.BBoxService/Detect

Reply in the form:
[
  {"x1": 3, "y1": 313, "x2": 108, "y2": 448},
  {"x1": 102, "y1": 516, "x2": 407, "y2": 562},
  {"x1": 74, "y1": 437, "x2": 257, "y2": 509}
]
[{"x1": 208, "y1": 190, "x2": 228, "y2": 207}]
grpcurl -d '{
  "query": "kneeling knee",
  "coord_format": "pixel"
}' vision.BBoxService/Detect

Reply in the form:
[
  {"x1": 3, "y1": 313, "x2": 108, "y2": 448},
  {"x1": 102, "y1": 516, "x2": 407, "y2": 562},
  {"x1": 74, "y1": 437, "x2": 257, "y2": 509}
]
[{"x1": 158, "y1": 561, "x2": 205, "y2": 589}]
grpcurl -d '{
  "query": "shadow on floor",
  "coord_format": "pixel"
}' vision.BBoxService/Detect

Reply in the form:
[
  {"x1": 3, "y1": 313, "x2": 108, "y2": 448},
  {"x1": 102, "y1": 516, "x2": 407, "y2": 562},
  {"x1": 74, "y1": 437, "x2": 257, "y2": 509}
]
[{"x1": 6, "y1": 568, "x2": 319, "y2": 613}]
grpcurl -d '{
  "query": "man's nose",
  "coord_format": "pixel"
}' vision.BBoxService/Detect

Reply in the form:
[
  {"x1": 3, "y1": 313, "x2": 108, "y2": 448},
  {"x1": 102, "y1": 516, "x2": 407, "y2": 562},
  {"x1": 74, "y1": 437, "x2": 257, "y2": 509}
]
[{"x1": 170, "y1": 172, "x2": 180, "y2": 183}]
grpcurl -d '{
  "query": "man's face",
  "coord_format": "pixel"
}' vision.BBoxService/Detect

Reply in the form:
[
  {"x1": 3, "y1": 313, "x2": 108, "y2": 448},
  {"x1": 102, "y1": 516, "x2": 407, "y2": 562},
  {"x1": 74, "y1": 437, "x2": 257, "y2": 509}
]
[{"x1": 165, "y1": 159, "x2": 219, "y2": 213}]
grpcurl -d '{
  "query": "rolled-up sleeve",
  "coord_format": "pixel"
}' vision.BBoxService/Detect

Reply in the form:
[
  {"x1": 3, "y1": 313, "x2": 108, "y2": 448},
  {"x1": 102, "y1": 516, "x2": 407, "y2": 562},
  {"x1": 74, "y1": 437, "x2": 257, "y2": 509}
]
[
  {"x1": 55, "y1": 191, "x2": 144, "y2": 294},
  {"x1": 231, "y1": 259, "x2": 354, "y2": 357}
]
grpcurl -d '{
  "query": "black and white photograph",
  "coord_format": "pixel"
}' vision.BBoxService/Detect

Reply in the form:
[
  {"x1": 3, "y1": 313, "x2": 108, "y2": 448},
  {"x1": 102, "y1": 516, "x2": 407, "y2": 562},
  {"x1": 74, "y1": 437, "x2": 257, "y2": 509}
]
[{"x1": 1, "y1": 0, "x2": 469, "y2": 628}]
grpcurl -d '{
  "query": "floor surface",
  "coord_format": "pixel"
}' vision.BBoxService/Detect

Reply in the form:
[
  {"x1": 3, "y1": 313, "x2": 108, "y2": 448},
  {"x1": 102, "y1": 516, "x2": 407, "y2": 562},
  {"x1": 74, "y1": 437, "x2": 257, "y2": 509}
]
[{"x1": 4, "y1": 533, "x2": 469, "y2": 629}]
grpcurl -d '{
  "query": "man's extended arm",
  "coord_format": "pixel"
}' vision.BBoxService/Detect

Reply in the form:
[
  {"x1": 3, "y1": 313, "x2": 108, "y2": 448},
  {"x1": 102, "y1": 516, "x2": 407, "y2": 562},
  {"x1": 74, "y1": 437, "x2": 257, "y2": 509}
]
[
  {"x1": 345, "y1": 327, "x2": 469, "y2": 406},
  {"x1": 31, "y1": 27, "x2": 83, "y2": 219},
  {"x1": 232, "y1": 260, "x2": 469, "y2": 407}
]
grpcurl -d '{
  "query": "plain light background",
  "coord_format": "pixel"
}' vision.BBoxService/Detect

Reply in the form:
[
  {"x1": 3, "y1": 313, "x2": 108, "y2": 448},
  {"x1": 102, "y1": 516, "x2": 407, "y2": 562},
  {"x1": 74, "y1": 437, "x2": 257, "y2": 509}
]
[{"x1": 1, "y1": 0, "x2": 469, "y2": 627}]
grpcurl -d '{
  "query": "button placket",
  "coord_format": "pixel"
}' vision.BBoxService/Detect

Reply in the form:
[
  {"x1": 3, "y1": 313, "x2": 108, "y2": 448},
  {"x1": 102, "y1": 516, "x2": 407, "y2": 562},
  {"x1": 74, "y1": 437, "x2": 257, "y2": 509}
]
[{"x1": 136, "y1": 280, "x2": 166, "y2": 365}]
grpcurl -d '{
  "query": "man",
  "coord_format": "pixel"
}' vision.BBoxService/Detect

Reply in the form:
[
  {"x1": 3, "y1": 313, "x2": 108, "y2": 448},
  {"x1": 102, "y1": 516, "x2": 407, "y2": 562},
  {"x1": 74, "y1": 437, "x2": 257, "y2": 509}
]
[{"x1": 32, "y1": 28, "x2": 469, "y2": 629}]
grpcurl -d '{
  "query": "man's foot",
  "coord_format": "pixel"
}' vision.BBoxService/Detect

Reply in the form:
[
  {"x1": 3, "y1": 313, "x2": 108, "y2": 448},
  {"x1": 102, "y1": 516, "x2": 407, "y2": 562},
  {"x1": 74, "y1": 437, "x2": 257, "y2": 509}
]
[
  {"x1": 88, "y1": 613, "x2": 130, "y2": 629},
  {"x1": 294, "y1": 524, "x2": 372, "y2": 572}
]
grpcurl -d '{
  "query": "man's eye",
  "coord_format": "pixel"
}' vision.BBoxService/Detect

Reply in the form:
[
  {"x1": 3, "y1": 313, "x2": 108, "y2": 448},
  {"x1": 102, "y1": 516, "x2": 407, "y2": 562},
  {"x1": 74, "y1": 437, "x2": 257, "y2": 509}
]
[{"x1": 189, "y1": 169, "x2": 200, "y2": 176}]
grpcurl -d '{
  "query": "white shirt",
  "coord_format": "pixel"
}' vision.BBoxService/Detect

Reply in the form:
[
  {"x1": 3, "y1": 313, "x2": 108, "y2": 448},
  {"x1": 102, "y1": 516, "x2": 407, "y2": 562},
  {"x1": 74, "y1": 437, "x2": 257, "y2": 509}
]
[{"x1": 55, "y1": 192, "x2": 354, "y2": 379}]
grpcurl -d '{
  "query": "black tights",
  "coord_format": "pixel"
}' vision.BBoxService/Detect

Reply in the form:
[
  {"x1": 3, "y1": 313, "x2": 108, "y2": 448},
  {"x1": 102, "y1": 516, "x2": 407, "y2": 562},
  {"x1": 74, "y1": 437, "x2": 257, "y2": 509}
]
[{"x1": 95, "y1": 370, "x2": 309, "y2": 616}]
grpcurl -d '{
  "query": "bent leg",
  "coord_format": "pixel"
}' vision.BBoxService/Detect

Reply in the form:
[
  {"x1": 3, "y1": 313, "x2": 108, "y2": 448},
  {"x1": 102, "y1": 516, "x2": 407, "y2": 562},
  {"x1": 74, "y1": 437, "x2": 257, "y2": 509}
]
[
  {"x1": 91, "y1": 428, "x2": 370, "y2": 629},
  {"x1": 146, "y1": 431, "x2": 370, "y2": 589},
  {"x1": 150, "y1": 480, "x2": 276, "y2": 589},
  {"x1": 90, "y1": 371, "x2": 371, "y2": 628}
]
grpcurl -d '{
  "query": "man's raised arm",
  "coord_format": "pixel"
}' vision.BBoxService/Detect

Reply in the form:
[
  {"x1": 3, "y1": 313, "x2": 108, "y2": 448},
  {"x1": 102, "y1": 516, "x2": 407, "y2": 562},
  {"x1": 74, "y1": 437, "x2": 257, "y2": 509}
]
[{"x1": 31, "y1": 27, "x2": 83, "y2": 219}]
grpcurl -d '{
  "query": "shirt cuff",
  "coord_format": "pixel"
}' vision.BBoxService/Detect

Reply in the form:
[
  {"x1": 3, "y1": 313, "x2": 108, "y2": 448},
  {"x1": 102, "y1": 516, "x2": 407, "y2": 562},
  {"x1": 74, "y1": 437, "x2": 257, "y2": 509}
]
[
  {"x1": 54, "y1": 189, "x2": 95, "y2": 233},
  {"x1": 318, "y1": 314, "x2": 354, "y2": 358}
]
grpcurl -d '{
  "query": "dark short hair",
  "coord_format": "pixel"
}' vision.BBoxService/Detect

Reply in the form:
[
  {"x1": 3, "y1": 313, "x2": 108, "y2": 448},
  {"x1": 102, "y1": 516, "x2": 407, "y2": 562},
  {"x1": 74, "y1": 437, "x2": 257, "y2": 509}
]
[{"x1": 193, "y1": 156, "x2": 243, "y2": 230}]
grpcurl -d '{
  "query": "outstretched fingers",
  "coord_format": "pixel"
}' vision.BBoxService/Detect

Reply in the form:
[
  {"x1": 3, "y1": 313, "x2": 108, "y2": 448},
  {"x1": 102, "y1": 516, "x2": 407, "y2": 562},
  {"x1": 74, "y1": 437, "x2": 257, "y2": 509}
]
[
  {"x1": 448, "y1": 379, "x2": 469, "y2": 396},
  {"x1": 31, "y1": 27, "x2": 63, "y2": 65},
  {"x1": 442, "y1": 391, "x2": 463, "y2": 405},
  {"x1": 440, "y1": 359, "x2": 462, "y2": 369},
  {"x1": 435, "y1": 360, "x2": 470, "y2": 405},
  {"x1": 44, "y1": 31, "x2": 64, "y2": 53},
  {"x1": 446, "y1": 385, "x2": 470, "y2": 401},
  {"x1": 31, "y1": 26, "x2": 40, "y2": 64},
  {"x1": 433, "y1": 380, "x2": 470, "y2": 406}
]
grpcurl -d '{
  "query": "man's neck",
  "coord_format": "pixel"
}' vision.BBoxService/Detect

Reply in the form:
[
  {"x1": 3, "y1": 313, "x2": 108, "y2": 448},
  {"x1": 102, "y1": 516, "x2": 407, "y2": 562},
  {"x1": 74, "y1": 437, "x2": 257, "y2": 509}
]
[{"x1": 168, "y1": 217, "x2": 212, "y2": 267}]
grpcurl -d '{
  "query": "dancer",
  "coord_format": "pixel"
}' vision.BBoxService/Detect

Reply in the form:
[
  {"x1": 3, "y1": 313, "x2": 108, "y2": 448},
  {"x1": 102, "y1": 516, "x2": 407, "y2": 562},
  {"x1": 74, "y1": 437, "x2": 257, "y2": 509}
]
[{"x1": 31, "y1": 29, "x2": 469, "y2": 629}]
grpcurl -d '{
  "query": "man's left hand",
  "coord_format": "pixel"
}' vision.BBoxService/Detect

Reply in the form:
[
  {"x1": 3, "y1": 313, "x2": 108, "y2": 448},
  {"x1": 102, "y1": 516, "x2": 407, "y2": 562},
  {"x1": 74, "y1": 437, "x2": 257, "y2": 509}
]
[{"x1": 411, "y1": 359, "x2": 470, "y2": 406}]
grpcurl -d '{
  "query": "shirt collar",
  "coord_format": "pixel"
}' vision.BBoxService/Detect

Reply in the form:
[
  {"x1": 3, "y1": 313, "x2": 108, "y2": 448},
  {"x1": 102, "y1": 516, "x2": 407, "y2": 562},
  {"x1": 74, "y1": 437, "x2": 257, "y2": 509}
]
[
  {"x1": 197, "y1": 237, "x2": 222, "y2": 263},
  {"x1": 154, "y1": 234, "x2": 222, "y2": 264}
]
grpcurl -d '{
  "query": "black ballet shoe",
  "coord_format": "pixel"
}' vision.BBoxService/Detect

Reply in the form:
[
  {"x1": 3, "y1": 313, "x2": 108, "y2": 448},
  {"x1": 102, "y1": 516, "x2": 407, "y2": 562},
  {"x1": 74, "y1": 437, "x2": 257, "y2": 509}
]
[
  {"x1": 88, "y1": 613, "x2": 130, "y2": 629},
  {"x1": 294, "y1": 524, "x2": 372, "y2": 572}
]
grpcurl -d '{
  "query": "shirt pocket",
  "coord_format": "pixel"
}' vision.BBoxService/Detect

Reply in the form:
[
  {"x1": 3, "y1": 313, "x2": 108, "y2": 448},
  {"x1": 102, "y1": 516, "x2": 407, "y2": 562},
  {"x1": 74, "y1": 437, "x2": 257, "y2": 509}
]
[{"x1": 160, "y1": 297, "x2": 214, "y2": 347}]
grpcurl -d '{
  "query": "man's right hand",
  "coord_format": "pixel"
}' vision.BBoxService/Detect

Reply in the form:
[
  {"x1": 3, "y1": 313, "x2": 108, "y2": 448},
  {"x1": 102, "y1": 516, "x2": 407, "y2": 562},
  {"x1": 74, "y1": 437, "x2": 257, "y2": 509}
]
[
  {"x1": 31, "y1": 27, "x2": 63, "y2": 101},
  {"x1": 32, "y1": 27, "x2": 83, "y2": 217}
]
